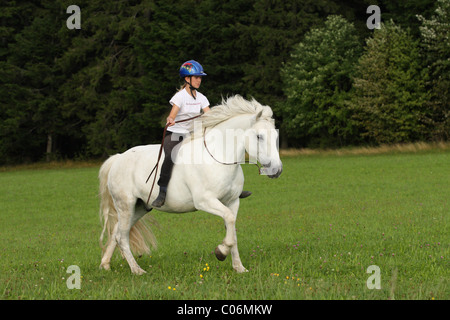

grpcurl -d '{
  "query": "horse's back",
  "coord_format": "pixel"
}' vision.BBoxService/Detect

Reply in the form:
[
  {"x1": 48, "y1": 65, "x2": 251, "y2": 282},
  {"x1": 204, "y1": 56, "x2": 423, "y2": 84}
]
[
  {"x1": 122, "y1": 144, "x2": 161, "y2": 156},
  {"x1": 120, "y1": 144, "x2": 197, "y2": 212},
  {"x1": 106, "y1": 144, "x2": 162, "y2": 197}
]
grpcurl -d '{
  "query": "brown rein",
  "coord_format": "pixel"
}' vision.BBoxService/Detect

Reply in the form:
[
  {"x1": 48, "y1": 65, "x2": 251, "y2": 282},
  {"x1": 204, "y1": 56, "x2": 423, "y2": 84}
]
[{"x1": 202, "y1": 126, "x2": 262, "y2": 172}]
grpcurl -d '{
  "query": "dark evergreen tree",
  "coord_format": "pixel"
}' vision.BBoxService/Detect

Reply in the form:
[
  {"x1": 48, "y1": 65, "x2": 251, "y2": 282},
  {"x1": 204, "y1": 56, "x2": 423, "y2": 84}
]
[
  {"x1": 350, "y1": 21, "x2": 431, "y2": 144},
  {"x1": 417, "y1": 0, "x2": 450, "y2": 140},
  {"x1": 1, "y1": 1, "x2": 67, "y2": 163}
]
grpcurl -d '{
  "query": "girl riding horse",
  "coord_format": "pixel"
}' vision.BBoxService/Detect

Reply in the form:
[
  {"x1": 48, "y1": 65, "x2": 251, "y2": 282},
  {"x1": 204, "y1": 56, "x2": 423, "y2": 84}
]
[{"x1": 152, "y1": 60, "x2": 251, "y2": 207}]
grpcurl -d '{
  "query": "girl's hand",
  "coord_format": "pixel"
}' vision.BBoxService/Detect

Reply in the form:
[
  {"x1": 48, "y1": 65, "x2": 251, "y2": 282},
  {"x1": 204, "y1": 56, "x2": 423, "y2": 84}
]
[{"x1": 166, "y1": 117, "x2": 175, "y2": 126}]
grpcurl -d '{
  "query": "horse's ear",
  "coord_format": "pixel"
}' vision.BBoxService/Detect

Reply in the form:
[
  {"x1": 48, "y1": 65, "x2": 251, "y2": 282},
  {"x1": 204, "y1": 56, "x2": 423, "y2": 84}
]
[
  {"x1": 250, "y1": 110, "x2": 263, "y2": 126},
  {"x1": 255, "y1": 110, "x2": 263, "y2": 121},
  {"x1": 250, "y1": 110, "x2": 263, "y2": 125},
  {"x1": 257, "y1": 110, "x2": 263, "y2": 119}
]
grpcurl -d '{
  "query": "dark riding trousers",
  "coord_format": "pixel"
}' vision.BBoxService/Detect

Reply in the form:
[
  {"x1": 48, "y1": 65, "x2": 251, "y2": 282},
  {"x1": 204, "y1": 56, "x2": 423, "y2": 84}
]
[{"x1": 157, "y1": 131, "x2": 186, "y2": 189}]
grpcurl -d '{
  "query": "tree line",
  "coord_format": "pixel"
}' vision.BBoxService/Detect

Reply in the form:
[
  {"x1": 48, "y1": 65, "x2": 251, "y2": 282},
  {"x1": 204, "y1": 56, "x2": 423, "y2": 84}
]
[{"x1": 0, "y1": 0, "x2": 447, "y2": 165}]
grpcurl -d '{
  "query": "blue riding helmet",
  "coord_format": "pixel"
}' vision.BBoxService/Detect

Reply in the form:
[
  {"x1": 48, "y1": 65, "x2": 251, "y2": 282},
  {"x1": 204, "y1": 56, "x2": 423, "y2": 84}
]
[{"x1": 179, "y1": 60, "x2": 207, "y2": 77}]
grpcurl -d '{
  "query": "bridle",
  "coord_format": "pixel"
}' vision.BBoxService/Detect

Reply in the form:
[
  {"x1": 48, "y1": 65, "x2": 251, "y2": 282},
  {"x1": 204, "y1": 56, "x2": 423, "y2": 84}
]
[{"x1": 202, "y1": 126, "x2": 262, "y2": 173}]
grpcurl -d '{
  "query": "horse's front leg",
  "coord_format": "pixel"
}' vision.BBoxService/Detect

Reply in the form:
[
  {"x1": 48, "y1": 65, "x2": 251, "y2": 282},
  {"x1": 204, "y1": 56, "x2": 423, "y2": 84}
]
[
  {"x1": 195, "y1": 197, "x2": 247, "y2": 273},
  {"x1": 227, "y1": 198, "x2": 247, "y2": 273}
]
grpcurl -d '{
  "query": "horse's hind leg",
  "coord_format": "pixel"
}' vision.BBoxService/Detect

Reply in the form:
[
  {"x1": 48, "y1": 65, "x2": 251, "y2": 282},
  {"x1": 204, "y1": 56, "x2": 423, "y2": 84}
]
[
  {"x1": 99, "y1": 206, "x2": 148, "y2": 272},
  {"x1": 100, "y1": 222, "x2": 118, "y2": 270},
  {"x1": 114, "y1": 200, "x2": 147, "y2": 275}
]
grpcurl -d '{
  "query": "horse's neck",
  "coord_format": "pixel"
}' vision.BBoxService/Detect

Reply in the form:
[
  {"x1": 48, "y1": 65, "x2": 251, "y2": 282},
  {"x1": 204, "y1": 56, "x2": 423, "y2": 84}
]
[{"x1": 204, "y1": 114, "x2": 254, "y2": 164}]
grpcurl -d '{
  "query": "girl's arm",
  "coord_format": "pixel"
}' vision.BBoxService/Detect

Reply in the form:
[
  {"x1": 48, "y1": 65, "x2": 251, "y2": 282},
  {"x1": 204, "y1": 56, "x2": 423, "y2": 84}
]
[{"x1": 167, "y1": 104, "x2": 180, "y2": 126}]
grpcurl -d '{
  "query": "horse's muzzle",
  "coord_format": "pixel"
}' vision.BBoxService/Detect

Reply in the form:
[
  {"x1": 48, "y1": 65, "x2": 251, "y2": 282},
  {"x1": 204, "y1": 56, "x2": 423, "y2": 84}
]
[{"x1": 262, "y1": 162, "x2": 283, "y2": 179}]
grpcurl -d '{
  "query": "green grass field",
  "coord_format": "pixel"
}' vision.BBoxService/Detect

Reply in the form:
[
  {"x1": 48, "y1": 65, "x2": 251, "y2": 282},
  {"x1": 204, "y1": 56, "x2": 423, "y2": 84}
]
[{"x1": 0, "y1": 149, "x2": 448, "y2": 300}]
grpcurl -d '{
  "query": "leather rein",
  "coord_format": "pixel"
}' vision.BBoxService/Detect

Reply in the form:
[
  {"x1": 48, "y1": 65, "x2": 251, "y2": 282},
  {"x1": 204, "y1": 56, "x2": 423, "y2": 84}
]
[{"x1": 202, "y1": 126, "x2": 262, "y2": 172}]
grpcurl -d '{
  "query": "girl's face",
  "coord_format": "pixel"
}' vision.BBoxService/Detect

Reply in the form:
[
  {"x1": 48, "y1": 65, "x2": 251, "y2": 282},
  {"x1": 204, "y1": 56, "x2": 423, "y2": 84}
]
[{"x1": 186, "y1": 76, "x2": 202, "y2": 89}]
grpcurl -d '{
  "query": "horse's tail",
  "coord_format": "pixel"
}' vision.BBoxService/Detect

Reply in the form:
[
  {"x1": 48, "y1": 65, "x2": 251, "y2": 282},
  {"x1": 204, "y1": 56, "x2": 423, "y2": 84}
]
[
  {"x1": 98, "y1": 154, "x2": 157, "y2": 256},
  {"x1": 99, "y1": 154, "x2": 119, "y2": 254}
]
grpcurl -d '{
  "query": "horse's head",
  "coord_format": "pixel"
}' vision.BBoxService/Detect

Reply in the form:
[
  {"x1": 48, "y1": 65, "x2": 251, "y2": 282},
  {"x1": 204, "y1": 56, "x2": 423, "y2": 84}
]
[
  {"x1": 246, "y1": 108, "x2": 283, "y2": 179},
  {"x1": 198, "y1": 95, "x2": 283, "y2": 178}
]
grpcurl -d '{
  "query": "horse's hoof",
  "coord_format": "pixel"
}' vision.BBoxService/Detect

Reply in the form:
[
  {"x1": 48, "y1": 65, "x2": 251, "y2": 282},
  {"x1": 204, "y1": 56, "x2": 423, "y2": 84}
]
[
  {"x1": 215, "y1": 246, "x2": 227, "y2": 261},
  {"x1": 234, "y1": 265, "x2": 248, "y2": 273},
  {"x1": 131, "y1": 267, "x2": 147, "y2": 275},
  {"x1": 99, "y1": 263, "x2": 110, "y2": 270}
]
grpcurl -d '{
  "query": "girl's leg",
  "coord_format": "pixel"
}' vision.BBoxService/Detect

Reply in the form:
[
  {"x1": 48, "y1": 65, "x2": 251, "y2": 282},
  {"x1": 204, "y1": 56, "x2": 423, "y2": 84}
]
[{"x1": 152, "y1": 132, "x2": 184, "y2": 207}]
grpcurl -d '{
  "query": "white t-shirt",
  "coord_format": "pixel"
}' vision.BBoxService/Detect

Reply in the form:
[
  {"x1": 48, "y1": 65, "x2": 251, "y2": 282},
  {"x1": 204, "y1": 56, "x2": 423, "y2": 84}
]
[{"x1": 168, "y1": 88, "x2": 210, "y2": 134}]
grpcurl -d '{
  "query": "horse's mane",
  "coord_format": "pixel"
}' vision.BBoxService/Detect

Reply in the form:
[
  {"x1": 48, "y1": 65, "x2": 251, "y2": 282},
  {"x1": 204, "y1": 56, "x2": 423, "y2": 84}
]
[
  {"x1": 184, "y1": 95, "x2": 274, "y2": 142},
  {"x1": 200, "y1": 95, "x2": 274, "y2": 129}
]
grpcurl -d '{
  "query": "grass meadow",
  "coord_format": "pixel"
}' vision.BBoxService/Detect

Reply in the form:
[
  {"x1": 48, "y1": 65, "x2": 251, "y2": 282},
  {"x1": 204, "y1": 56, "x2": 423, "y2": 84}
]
[{"x1": 0, "y1": 147, "x2": 448, "y2": 300}]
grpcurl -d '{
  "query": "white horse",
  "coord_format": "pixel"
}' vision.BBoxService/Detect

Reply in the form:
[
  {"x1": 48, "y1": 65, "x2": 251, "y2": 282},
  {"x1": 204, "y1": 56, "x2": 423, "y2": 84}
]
[{"x1": 98, "y1": 95, "x2": 283, "y2": 275}]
